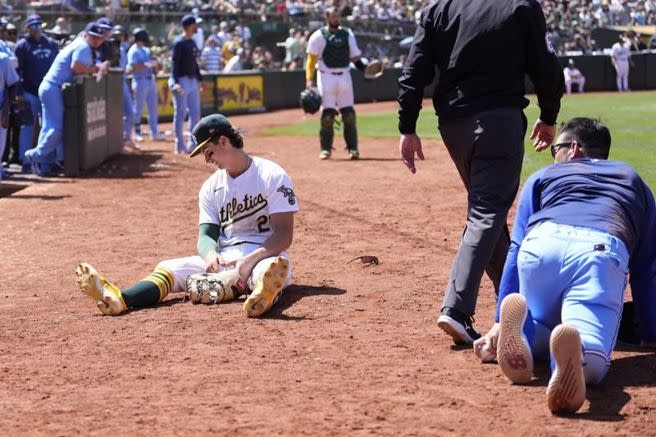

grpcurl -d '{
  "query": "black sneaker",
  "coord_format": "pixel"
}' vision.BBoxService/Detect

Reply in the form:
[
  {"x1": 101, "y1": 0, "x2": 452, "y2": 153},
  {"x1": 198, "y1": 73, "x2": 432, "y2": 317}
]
[{"x1": 437, "y1": 308, "x2": 481, "y2": 345}]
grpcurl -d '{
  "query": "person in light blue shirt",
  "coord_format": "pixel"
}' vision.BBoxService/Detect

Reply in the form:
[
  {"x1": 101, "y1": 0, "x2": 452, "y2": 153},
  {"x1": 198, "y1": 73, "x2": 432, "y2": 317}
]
[
  {"x1": 111, "y1": 25, "x2": 139, "y2": 151},
  {"x1": 0, "y1": 51, "x2": 19, "y2": 181},
  {"x1": 127, "y1": 28, "x2": 163, "y2": 142},
  {"x1": 474, "y1": 117, "x2": 656, "y2": 415},
  {"x1": 24, "y1": 22, "x2": 108, "y2": 176}
]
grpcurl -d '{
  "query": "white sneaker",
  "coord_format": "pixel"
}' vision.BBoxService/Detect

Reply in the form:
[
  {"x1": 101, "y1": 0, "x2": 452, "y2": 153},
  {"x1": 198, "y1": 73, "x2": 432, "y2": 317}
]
[
  {"x1": 547, "y1": 324, "x2": 586, "y2": 414},
  {"x1": 134, "y1": 134, "x2": 144, "y2": 142},
  {"x1": 497, "y1": 293, "x2": 534, "y2": 384},
  {"x1": 152, "y1": 133, "x2": 166, "y2": 141}
]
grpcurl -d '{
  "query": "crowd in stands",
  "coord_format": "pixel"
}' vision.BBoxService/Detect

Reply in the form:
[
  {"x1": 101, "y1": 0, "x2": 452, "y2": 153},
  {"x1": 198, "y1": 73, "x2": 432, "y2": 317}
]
[
  {"x1": 3, "y1": 1, "x2": 656, "y2": 71},
  {"x1": 541, "y1": 0, "x2": 656, "y2": 55}
]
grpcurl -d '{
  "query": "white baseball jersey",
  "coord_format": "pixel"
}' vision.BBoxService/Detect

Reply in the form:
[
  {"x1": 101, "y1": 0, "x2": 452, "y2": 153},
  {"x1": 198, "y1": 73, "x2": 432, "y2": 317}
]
[
  {"x1": 198, "y1": 156, "x2": 299, "y2": 248},
  {"x1": 611, "y1": 42, "x2": 631, "y2": 62},
  {"x1": 307, "y1": 27, "x2": 361, "y2": 73}
]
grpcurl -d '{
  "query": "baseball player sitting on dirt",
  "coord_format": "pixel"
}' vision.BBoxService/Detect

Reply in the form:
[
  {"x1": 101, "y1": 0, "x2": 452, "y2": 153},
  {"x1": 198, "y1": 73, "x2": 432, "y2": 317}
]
[
  {"x1": 76, "y1": 113, "x2": 299, "y2": 318},
  {"x1": 473, "y1": 117, "x2": 656, "y2": 414}
]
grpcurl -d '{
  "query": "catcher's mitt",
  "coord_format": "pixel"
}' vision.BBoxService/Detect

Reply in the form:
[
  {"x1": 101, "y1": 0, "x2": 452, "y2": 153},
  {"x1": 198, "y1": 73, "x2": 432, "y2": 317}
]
[
  {"x1": 185, "y1": 269, "x2": 249, "y2": 305},
  {"x1": 363, "y1": 60, "x2": 384, "y2": 80}
]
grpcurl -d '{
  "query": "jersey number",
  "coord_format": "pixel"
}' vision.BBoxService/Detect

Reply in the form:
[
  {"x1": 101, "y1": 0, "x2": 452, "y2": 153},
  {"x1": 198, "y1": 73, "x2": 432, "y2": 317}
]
[{"x1": 257, "y1": 215, "x2": 271, "y2": 233}]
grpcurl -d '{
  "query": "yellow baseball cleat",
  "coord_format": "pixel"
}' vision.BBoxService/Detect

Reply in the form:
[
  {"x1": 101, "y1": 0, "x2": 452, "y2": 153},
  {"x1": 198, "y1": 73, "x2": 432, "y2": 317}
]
[
  {"x1": 243, "y1": 257, "x2": 288, "y2": 318},
  {"x1": 75, "y1": 263, "x2": 127, "y2": 316}
]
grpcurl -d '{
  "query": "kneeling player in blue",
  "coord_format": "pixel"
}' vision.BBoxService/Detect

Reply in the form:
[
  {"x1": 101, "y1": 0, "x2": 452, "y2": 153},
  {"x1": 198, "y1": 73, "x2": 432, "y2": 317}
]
[
  {"x1": 75, "y1": 114, "x2": 299, "y2": 318},
  {"x1": 473, "y1": 118, "x2": 656, "y2": 414}
]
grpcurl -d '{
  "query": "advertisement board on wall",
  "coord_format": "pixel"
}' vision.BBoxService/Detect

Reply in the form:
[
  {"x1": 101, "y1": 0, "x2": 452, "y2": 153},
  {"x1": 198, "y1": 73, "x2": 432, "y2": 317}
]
[{"x1": 216, "y1": 75, "x2": 265, "y2": 112}]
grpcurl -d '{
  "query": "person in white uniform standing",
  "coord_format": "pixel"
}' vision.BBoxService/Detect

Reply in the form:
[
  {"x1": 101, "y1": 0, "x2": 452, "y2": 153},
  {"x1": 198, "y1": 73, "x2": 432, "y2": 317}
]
[
  {"x1": 75, "y1": 114, "x2": 299, "y2": 318},
  {"x1": 563, "y1": 59, "x2": 585, "y2": 94},
  {"x1": 305, "y1": 6, "x2": 369, "y2": 160},
  {"x1": 611, "y1": 33, "x2": 632, "y2": 92}
]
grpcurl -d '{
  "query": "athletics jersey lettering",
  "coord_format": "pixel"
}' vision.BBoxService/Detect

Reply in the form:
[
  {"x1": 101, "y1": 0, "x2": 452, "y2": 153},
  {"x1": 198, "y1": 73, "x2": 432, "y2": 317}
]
[
  {"x1": 220, "y1": 193, "x2": 268, "y2": 231},
  {"x1": 198, "y1": 156, "x2": 299, "y2": 248}
]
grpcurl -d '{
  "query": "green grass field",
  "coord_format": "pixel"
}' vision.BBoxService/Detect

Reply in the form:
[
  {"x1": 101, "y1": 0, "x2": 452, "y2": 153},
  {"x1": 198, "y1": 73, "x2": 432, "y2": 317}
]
[{"x1": 263, "y1": 92, "x2": 656, "y2": 187}]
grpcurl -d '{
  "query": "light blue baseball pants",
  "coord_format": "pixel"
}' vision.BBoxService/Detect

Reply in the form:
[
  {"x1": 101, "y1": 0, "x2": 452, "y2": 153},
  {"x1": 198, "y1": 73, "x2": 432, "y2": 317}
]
[
  {"x1": 132, "y1": 77, "x2": 159, "y2": 137},
  {"x1": 172, "y1": 76, "x2": 200, "y2": 153},
  {"x1": 518, "y1": 221, "x2": 629, "y2": 384}
]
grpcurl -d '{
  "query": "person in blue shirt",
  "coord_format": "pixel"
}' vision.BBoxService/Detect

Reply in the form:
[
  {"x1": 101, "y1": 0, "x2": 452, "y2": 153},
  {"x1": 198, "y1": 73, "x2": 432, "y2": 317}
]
[
  {"x1": 14, "y1": 14, "x2": 58, "y2": 171},
  {"x1": 128, "y1": 27, "x2": 164, "y2": 142},
  {"x1": 0, "y1": 51, "x2": 19, "y2": 182},
  {"x1": 23, "y1": 22, "x2": 109, "y2": 176},
  {"x1": 170, "y1": 14, "x2": 202, "y2": 154},
  {"x1": 473, "y1": 117, "x2": 656, "y2": 415},
  {"x1": 111, "y1": 25, "x2": 139, "y2": 151}
]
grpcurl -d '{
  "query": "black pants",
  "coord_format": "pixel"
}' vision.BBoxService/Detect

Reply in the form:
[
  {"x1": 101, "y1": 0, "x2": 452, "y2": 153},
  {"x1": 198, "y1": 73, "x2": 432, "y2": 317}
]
[{"x1": 439, "y1": 107, "x2": 527, "y2": 317}]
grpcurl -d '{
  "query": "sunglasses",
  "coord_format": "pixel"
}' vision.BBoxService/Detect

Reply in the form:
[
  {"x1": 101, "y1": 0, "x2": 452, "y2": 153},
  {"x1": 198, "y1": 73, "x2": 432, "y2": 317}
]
[{"x1": 550, "y1": 141, "x2": 573, "y2": 158}]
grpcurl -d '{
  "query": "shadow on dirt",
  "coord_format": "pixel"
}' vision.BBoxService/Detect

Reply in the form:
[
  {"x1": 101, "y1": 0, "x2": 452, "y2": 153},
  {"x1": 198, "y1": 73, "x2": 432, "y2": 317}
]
[
  {"x1": 529, "y1": 352, "x2": 656, "y2": 421},
  {"x1": 82, "y1": 152, "x2": 169, "y2": 179},
  {"x1": 265, "y1": 284, "x2": 347, "y2": 320}
]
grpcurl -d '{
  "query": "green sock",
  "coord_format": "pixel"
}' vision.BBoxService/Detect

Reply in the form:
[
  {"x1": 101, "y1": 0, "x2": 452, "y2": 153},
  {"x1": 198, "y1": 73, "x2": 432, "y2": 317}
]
[
  {"x1": 121, "y1": 281, "x2": 160, "y2": 308},
  {"x1": 122, "y1": 267, "x2": 174, "y2": 308}
]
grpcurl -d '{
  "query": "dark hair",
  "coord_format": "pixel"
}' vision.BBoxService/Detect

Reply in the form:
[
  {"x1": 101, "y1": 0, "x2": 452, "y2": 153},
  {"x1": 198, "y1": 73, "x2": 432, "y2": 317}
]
[
  {"x1": 213, "y1": 127, "x2": 244, "y2": 149},
  {"x1": 559, "y1": 117, "x2": 611, "y2": 159}
]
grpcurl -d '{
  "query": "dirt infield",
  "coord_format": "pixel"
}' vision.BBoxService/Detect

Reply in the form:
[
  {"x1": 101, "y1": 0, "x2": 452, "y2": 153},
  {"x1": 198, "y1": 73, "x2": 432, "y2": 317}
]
[{"x1": 1, "y1": 101, "x2": 655, "y2": 436}]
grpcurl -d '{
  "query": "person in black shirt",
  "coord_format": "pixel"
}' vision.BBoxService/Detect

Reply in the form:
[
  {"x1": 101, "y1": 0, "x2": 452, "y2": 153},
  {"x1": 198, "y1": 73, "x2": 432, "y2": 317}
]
[
  {"x1": 169, "y1": 14, "x2": 202, "y2": 154},
  {"x1": 397, "y1": 0, "x2": 565, "y2": 346}
]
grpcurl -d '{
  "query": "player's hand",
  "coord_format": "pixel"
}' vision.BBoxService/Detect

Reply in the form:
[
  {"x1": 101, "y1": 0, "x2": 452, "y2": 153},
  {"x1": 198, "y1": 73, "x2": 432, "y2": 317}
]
[
  {"x1": 399, "y1": 133, "x2": 424, "y2": 174},
  {"x1": 529, "y1": 120, "x2": 556, "y2": 152},
  {"x1": 171, "y1": 83, "x2": 183, "y2": 95},
  {"x1": 199, "y1": 83, "x2": 205, "y2": 93},
  {"x1": 204, "y1": 250, "x2": 222, "y2": 273},
  {"x1": 306, "y1": 80, "x2": 314, "y2": 90},
  {"x1": 220, "y1": 258, "x2": 252, "y2": 282},
  {"x1": 473, "y1": 323, "x2": 500, "y2": 361}
]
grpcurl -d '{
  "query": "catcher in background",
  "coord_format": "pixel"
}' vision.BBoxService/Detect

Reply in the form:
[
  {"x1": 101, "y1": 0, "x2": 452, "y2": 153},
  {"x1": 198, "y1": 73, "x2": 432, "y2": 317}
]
[
  {"x1": 76, "y1": 114, "x2": 300, "y2": 318},
  {"x1": 305, "y1": 6, "x2": 382, "y2": 161},
  {"x1": 473, "y1": 118, "x2": 656, "y2": 414}
]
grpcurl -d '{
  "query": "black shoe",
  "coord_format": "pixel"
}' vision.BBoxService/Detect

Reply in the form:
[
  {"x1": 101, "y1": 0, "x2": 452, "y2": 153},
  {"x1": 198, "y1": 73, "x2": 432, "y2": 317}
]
[{"x1": 437, "y1": 308, "x2": 481, "y2": 345}]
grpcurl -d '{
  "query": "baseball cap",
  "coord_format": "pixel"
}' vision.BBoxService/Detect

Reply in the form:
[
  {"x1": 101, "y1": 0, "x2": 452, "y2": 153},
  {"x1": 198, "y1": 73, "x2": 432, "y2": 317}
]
[
  {"x1": 190, "y1": 114, "x2": 234, "y2": 158},
  {"x1": 112, "y1": 24, "x2": 125, "y2": 36},
  {"x1": 181, "y1": 14, "x2": 196, "y2": 28},
  {"x1": 133, "y1": 28, "x2": 149, "y2": 43},
  {"x1": 85, "y1": 22, "x2": 104, "y2": 37},
  {"x1": 96, "y1": 17, "x2": 113, "y2": 31},
  {"x1": 26, "y1": 14, "x2": 44, "y2": 29}
]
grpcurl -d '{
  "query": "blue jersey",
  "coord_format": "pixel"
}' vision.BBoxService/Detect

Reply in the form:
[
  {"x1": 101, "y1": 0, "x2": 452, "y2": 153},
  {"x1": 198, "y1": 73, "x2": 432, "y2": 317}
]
[
  {"x1": 127, "y1": 44, "x2": 154, "y2": 79},
  {"x1": 171, "y1": 36, "x2": 201, "y2": 83},
  {"x1": 118, "y1": 42, "x2": 128, "y2": 70},
  {"x1": 42, "y1": 37, "x2": 93, "y2": 87},
  {"x1": 497, "y1": 159, "x2": 656, "y2": 339},
  {"x1": 0, "y1": 39, "x2": 13, "y2": 56},
  {"x1": 14, "y1": 34, "x2": 59, "y2": 95},
  {"x1": 0, "y1": 52, "x2": 19, "y2": 108}
]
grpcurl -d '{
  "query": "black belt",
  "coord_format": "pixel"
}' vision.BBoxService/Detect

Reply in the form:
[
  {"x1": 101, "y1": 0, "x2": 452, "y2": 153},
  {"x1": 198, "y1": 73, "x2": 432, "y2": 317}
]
[{"x1": 321, "y1": 71, "x2": 344, "y2": 75}]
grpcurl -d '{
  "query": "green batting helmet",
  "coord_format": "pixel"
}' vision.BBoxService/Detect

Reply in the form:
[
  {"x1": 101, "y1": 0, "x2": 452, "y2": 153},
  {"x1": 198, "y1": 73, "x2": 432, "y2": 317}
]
[{"x1": 300, "y1": 89, "x2": 321, "y2": 114}]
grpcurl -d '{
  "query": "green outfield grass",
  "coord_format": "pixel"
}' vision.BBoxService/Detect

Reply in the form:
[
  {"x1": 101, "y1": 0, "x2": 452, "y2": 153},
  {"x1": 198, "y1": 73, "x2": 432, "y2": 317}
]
[{"x1": 263, "y1": 91, "x2": 656, "y2": 187}]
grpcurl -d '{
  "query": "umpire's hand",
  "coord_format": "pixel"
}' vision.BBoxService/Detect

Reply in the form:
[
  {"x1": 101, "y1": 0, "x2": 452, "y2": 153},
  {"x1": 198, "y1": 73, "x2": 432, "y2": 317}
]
[
  {"x1": 400, "y1": 133, "x2": 425, "y2": 174},
  {"x1": 530, "y1": 120, "x2": 557, "y2": 152}
]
